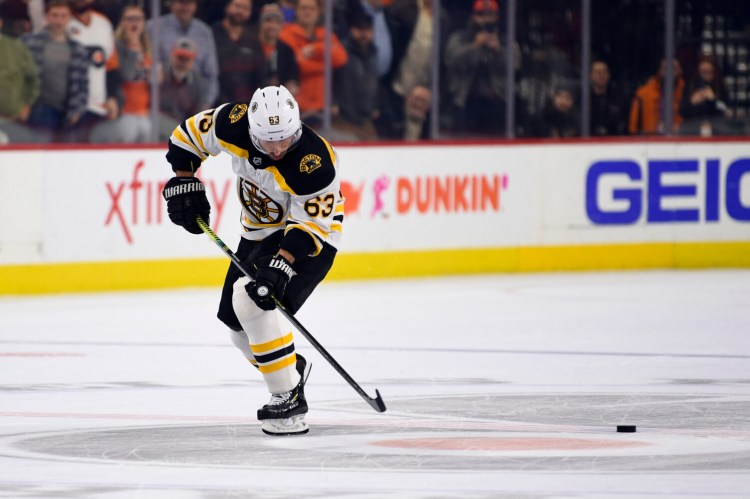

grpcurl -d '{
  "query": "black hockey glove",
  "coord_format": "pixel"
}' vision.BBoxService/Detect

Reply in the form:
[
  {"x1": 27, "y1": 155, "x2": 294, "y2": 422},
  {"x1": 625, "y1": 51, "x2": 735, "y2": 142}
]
[
  {"x1": 246, "y1": 255, "x2": 295, "y2": 311},
  {"x1": 162, "y1": 176, "x2": 210, "y2": 234}
]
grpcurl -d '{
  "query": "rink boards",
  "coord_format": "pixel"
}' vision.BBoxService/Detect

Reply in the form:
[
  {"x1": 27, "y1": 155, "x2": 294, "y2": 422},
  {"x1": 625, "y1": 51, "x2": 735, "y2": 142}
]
[{"x1": 1, "y1": 139, "x2": 749, "y2": 293}]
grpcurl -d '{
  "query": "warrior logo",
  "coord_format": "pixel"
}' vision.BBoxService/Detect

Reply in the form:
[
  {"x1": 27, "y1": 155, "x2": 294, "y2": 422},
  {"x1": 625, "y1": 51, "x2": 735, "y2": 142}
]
[
  {"x1": 239, "y1": 179, "x2": 283, "y2": 224},
  {"x1": 229, "y1": 103, "x2": 248, "y2": 123},
  {"x1": 300, "y1": 154, "x2": 322, "y2": 174}
]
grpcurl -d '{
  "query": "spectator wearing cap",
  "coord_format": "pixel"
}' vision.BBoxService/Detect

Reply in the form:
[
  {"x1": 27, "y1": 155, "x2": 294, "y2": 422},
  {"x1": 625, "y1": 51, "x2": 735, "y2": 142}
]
[
  {"x1": 257, "y1": 3, "x2": 299, "y2": 93},
  {"x1": 212, "y1": 0, "x2": 265, "y2": 104},
  {"x1": 147, "y1": 0, "x2": 219, "y2": 108},
  {"x1": 158, "y1": 37, "x2": 208, "y2": 140},
  {"x1": 279, "y1": 0, "x2": 348, "y2": 126},
  {"x1": 444, "y1": 0, "x2": 520, "y2": 136}
]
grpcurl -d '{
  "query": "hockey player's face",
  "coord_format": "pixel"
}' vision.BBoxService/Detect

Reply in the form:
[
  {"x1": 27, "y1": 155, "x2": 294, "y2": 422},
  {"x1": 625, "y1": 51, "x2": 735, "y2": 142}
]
[{"x1": 261, "y1": 137, "x2": 294, "y2": 160}]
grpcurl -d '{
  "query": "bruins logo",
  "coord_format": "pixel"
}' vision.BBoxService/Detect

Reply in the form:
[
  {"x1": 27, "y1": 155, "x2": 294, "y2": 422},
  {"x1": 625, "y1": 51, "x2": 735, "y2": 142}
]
[
  {"x1": 239, "y1": 180, "x2": 283, "y2": 224},
  {"x1": 251, "y1": 102, "x2": 258, "y2": 113},
  {"x1": 229, "y1": 103, "x2": 248, "y2": 123},
  {"x1": 300, "y1": 154, "x2": 322, "y2": 174}
]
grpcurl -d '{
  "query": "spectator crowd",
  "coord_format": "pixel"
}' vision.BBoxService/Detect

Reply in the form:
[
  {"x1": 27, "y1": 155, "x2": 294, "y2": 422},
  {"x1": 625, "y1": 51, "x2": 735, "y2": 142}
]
[{"x1": 0, "y1": 0, "x2": 745, "y2": 144}]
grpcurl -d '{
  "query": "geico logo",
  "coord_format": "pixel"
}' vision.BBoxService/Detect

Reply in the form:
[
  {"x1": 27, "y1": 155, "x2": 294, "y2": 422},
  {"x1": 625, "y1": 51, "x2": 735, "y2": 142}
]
[{"x1": 586, "y1": 158, "x2": 750, "y2": 224}]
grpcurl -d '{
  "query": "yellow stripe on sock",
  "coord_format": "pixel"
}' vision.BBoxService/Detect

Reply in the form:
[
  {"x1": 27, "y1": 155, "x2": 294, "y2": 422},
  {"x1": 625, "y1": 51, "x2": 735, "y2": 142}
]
[
  {"x1": 250, "y1": 332, "x2": 294, "y2": 354},
  {"x1": 258, "y1": 354, "x2": 297, "y2": 374}
]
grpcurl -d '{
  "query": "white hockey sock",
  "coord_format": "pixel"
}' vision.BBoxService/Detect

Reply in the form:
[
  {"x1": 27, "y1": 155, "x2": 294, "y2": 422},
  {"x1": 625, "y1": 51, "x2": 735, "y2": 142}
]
[
  {"x1": 232, "y1": 277, "x2": 301, "y2": 393},
  {"x1": 228, "y1": 328, "x2": 258, "y2": 368}
]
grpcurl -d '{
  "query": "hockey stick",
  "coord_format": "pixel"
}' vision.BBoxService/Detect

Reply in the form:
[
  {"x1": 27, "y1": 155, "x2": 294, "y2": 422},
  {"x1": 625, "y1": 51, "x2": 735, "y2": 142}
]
[{"x1": 195, "y1": 216, "x2": 387, "y2": 413}]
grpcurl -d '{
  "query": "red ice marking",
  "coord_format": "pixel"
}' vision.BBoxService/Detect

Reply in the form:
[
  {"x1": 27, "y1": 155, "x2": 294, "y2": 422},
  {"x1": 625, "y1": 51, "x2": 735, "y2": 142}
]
[
  {"x1": 371, "y1": 436, "x2": 651, "y2": 451},
  {"x1": 0, "y1": 353, "x2": 85, "y2": 357}
]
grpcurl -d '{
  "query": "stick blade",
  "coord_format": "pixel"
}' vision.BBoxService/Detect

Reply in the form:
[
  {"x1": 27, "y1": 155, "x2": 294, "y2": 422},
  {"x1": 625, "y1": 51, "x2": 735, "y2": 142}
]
[{"x1": 367, "y1": 389, "x2": 387, "y2": 413}]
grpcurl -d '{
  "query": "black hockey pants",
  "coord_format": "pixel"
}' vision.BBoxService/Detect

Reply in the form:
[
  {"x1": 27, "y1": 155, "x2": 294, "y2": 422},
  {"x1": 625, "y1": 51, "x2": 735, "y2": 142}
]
[{"x1": 217, "y1": 230, "x2": 337, "y2": 331}]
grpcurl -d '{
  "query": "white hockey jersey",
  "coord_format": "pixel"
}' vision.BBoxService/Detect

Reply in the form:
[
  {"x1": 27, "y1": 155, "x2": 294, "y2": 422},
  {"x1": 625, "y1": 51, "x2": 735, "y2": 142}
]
[
  {"x1": 166, "y1": 102, "x2": 344, "y2": 259},
  {"x1": 68, "y1": 11, "x2": 116, "y2": 116}
]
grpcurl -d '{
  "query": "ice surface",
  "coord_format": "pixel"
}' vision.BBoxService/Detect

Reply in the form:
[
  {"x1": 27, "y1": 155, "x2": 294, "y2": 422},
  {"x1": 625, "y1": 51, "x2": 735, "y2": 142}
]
[{"x1": 1, "y1": 270, "x2": 749, "y2": 498}]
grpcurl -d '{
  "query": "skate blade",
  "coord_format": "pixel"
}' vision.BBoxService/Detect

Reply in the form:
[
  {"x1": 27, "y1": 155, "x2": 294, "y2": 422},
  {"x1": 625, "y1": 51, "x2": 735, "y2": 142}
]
[{"x1": 261, "y1": 415, "x2": 309, "y2": 436}]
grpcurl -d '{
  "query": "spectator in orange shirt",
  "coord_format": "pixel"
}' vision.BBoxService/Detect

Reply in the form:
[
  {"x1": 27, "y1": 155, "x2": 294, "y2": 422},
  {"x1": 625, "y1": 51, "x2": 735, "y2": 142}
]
[
  {"x1": 628, "y1": 58, "x2": 684, "y2": 135},
  {"x1": 279, "y1": 0, "x2": 348, "y2": 126},
  {"x1": 91, "y1": 4, "x2": 152, "y2": 143}
]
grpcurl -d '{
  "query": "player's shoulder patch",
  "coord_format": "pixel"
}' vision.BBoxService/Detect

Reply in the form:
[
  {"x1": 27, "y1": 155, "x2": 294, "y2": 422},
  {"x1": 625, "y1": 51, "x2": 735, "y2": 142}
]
[
  {"x1": 300, "y1": 153, "x2": 323, "y2": 174},
  {"x1": 228, "y1": 103, "x2": 248, "y2": 124},
  {"x1": 273, "y1": 125, "x2": 337, "y2": 195},
  {"x1": 214, "y1": 102, "x2": 253, "y2": 151}
]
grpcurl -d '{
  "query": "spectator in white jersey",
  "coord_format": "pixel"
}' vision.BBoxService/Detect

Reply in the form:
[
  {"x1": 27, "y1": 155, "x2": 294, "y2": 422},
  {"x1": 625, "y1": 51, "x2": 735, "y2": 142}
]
[
  {"x1": 147, "y1": 0, "x2": 220, "y2": 108},
  {"x1": 66, "y1": 0, "x2": 121, "y2": 142}
]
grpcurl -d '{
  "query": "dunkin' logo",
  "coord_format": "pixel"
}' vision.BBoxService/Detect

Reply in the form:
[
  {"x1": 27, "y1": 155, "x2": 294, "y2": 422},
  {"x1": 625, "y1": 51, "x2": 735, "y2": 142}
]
[{"x1": 340, "y1": 174, "x2": 509, "y2": 217}]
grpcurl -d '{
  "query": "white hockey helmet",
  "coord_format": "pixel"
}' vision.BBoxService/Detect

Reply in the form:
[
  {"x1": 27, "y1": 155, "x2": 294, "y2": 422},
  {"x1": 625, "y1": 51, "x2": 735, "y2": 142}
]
[{"x1": 248, "y1": 85, "x2": 302, "y2": 154}]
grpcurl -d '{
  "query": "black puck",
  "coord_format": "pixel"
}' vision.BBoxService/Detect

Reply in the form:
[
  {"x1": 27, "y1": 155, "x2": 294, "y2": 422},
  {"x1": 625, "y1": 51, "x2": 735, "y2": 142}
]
[{"x1": 617, "y1": 425, "x2": 636, "y2": 433}]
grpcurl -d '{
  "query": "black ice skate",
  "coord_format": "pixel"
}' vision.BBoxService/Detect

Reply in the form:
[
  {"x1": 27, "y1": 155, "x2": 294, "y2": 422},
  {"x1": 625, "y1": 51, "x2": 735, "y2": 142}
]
[{"x1": 259, "y1": 354, "x2": 312, "y2": 436}]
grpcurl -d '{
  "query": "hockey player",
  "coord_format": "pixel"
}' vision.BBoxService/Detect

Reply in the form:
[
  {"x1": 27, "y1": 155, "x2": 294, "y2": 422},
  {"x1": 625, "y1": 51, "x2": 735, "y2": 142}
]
[{"x1": 161, "y1": 85, "x2": 343, "y2": 435}]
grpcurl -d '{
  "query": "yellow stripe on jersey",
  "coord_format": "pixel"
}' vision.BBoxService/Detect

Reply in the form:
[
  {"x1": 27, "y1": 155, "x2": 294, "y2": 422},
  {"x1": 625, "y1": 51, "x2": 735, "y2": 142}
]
[
  {"x1": 266, "y1": 166, "x2": 296, "y2": 195},
  {"x1": 330, "y1": 221, "x2": 342, "y2": 233},
  {"x1": 187, "y1": 116, "x2": 208, "y2": 153},
  {"x1": 258, "y1": 354, "x2": 297, "y2": 374},
  {"x1": 172, "y1": 128, "x2": 207, "y2": 160},
  {"x1": 217, "y1": 138, "x2": 249, "y2": 159},
  {"x1": 319, "y1": 136, "x2": 337, "y2": 166},
  {"x1": 250, "y1": 332, "x2": 294, "y2": 354},
  {"x1": 298, "y1": 220, "x2": 328, "y2": 239}
]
